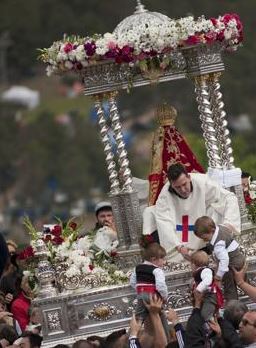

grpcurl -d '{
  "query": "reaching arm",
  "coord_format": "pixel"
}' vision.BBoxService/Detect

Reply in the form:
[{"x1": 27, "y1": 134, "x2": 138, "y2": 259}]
[
  {"x1": 233, "y1": 266, "x2": 256, "y2": 301},
  {"x1": 196, "y1": 268, "x2": 214, "y2": 293}
]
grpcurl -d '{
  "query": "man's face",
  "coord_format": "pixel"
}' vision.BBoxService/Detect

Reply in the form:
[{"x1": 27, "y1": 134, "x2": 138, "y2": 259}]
[
  {"x1": 170, "y1": 173, "x2": 192, "y2": 199},
  {"x1": 239, "y1": 312, "x2": 256, "y2": 344},
  {"x1": 242, "y1": 177, "x2": 249, "y2": 192},
  {"x1": 97, "y1": 209, "x2": 114, "y2": 227}
]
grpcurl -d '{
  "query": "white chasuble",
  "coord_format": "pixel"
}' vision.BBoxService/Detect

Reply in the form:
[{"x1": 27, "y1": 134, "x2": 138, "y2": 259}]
[{"x1": 144, "y1": 173, "x2": 240, "y2": 262}]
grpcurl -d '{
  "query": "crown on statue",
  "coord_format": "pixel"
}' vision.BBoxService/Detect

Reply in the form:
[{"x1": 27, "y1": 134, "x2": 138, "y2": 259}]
[{"x1": 156, "y1": 103, "x2": 177, "y2": 126}]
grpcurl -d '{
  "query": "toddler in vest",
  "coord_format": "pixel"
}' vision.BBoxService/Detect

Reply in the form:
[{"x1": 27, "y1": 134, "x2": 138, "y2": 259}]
[
  {"x1": 130, "y1": 242, "x2": 169, "y2": 339},
  {"x1": 190, "y1": 250, "x2": 223, "y2": 321},
  {"x1": 194, "y1": 216, "x2": 245, "y2": 301}
]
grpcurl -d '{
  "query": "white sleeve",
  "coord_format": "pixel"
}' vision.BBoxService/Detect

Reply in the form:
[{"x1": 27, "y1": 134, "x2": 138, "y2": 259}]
[
  {"x1": 205, "y1": 177, "x2": 241, "y2": 233},
  {"x1": 214, "y1": 241, "x2": 229, "y2": 278},
  {"x1": 153, "y1": 268, "x2": 168, "y2": 300},
  {"x1": 155, "y1": 189, "x2": 181, "y2": 254},
  {"x1": 129, "y1": 270, "x2": 137, "y2": 289},
  {"x1": 196, "y1": 268, "x2": 213, "y2": 293}
]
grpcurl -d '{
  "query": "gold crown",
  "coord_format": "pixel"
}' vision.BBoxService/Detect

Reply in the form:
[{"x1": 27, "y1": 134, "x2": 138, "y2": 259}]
[{"x1": 155, "y1": 103, "x2": 177, "y2": 126}]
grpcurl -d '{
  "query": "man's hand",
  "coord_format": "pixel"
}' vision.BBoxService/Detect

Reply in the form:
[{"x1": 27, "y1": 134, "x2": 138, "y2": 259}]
[
  {"x1": 0, "y1": 311, "x2": 13, "y2": 322},
  {"x1": 143, "y1": 294, "x2": 163, "y2": 315},
  {"x1": 209, "y1": 316, "x2": 222, "y2": 337},
  {"x1": 232, "y1": 263, "x2": 247, "y2": 286},
  {"x1": 176, "y1": 245, "x2": 189, "y2": 255},
  {"x1": 104, "y1": 220, "x2": 116, "y2": 233},
  {"x1": 167, "y1": 308, "x2": 179, "y2": 326},
  {"x1": 129, "y1": 313, "x2": 142, "y2": 337}
]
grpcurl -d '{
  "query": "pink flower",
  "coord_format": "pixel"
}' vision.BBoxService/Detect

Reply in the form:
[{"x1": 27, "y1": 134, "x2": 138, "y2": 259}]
[
  {"x1": 64, "y1": 43, "x2": 73, "y2": 54},
  {"x1": 107, "y1": 41, "x2": 117, "y2": 50},
  {"x1": 210, "y1": 18, "x2": 218, "y2": 26}
]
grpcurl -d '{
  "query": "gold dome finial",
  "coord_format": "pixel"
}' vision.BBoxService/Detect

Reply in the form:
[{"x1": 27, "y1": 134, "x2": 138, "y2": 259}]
[{"x1": 156, "y1": 103, "x2": 177, "y2": 126}]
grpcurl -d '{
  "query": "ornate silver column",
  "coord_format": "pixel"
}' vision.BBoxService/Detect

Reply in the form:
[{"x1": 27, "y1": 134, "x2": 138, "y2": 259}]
[
  {"x1": 93, "y1": 95, "x2": 121, "y2": 195},
  {"x1": 194, "y1": 75, "x2": 222, "y2": 169},
  {"x1": 209, "y1": 73, "x2": 248, "y2": 224},
  {"x1": 106, "y1": 91, "x2": 142, "y2": 250},
  {"x1": 108, "y1": 91, "x2": 133, "y2": 193}
]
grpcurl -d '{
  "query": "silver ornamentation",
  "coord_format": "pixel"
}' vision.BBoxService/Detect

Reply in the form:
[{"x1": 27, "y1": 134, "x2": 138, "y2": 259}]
[
  {"x1": 86, "y1": 303, "x2": 121, "y2": 321},
  {"x1": 94, "y1": 95, "x2": 120, "y2": 194},
  {"x1": 33, "y1": 238, "x2": 57, "y2": 298},
  {"x1": 167, "y1": 287, "x2": 191, "y2": 309},
  {"x1": 46, "y1": 310, "x2": 62, "y2": 331},
  {"x1": 108, "y1": 92, "x2": 133, "y2": 193},
  {"x1": 194, "y1": 75, "x2": 222, "y2": 168}
]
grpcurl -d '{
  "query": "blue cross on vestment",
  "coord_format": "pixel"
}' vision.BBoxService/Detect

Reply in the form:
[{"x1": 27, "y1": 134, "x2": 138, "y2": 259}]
[{"x1": 176, "y1": 215, "x2": 194, "y2": 242}]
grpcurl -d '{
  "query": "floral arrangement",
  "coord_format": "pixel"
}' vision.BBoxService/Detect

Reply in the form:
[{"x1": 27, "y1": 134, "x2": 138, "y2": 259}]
[
  {"x1": 39, "y1": 13, "x2": 243, "y2": 76},
  {"x1": 19, "y1": 217, "x2": 129, "y2": 291}
]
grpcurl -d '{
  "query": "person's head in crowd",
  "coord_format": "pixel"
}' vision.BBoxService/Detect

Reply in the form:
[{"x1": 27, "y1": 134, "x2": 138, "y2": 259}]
[
  {"x1": 190, "y1": 250, "x2": 209, "y2": 272},
  {"x1": 167, "y1": 163, "x2": 192, "y2": 199},
  {"x1": 104, "y1": 328, "x2": 127, "y2": 348},
  {"x1": 239, "y1": 310, "x2": 256, "y2": 345},
  {"x1": 142, "y1": 242, "x2": 166, "y2": 268},
  {"x1": 72, "y1": 340, "x2": 94, "y2": 348},
  {"x1": 95, "y1": 201, "x2": 113, "y2": 228},
  {"x1": 241, "y1": 171, "x2": 252, "y2": 193},
  {"x1": 19, "y1": 332, "x2": 43, "y2": 348},
  {"x1": 194, "y1": 216, "x2": 216, "y2": 242},
  {"x1": 0, "y1": 323, "x2": 18, "y2": 345},
  {"x1": 6, "y1": 240, "x2": 17, "y2": 256},
  {"x1": 52, "y1": 345, "x2": 70, "y2": 348},
  {"x1": 86, "y1": 335, "x2": 105, "y2": 347},
  {"x1": 224, "y1": 300, "x2": 248, "y2": 329}
]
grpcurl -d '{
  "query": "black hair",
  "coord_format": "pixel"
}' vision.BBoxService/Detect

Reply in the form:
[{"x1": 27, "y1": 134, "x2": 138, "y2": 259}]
[
  {"x1": 167, "y1": 163, "x2": 188, "y2": 182},
  {"x1": 96, "y1": 206, "x2": 112, "y2": 217},
  {"x1": 242, "y1": 171, "x2": 253, "y2": 181},
  {"x1": 104, "y1": 329, "x2": 126, "y2": 348},
  {"x1": 21, "y1": 332, "x2": 43, "y2": 348},
  {"x1": 0, "y1": 324, "x2": 18, "y2": 344}
]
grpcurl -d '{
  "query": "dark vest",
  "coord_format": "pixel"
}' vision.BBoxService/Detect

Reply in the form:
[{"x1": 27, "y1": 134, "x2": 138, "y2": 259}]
[
  {"x1": 212, "y1": 225, "x2": 243, "y2": 267},
  {"x1": 135, "y1": 264, "x2": 157, "y2": 284},
  {"x1": 193, "y1": 267, "x2": 214, "y2": 285}
]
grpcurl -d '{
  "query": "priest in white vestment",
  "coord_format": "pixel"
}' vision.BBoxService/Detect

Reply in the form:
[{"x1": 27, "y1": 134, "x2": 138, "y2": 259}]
[{"x1": 143, "y1": 163, "x2": 241, "y2": 262}]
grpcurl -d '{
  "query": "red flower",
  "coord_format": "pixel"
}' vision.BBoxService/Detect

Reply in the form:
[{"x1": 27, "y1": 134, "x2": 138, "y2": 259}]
[
  {"x1": 210, "y1": 18, "x2": 218, "y2": 26},
  {"x1": 69, "y1": 222, "x2": 77, "y2": 231},
  {"x1": 52, "y1": 225, "x2": 62, "y2": 237},
  {"x1": 89, "y1": 264, "x2": 94, "y2": 271},
  {"x1": 64, "y1": 43, "x2": 73, "y2": 54},
  {"x1": 18, "y1": 246, "x2": 34, "y2": 260},
  {"x1": 185, "y1": 35, "x2": 201, "y2": 46},
  {"x1": 52, "y1": 236, "x2": 64, "y2": 245}
]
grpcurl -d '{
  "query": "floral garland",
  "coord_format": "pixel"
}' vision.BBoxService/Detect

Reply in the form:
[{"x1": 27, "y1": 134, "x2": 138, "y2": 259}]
[
  {"x1": 39, "y1": 13, "x2": 243, "y2": 76},
  {"x1": 19, "y1": 217, "x2": 128, "y2": 290}
]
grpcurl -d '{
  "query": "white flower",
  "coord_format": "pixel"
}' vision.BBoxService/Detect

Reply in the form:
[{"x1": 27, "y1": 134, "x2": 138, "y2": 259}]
[
  {"x1": 66, "y1": 265, "x2": 81, "y2": 278},
  {"x1": 64, "y1": 61, "x2": 73, "y2": 70}
]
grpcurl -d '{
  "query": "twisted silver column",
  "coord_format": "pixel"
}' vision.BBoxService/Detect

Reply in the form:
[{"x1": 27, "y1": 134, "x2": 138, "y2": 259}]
[
  {"x1": 94, "y1": 95, "x2": 121, "y2": 194},
  {"x1": 194, "y1": 75, "x2": 222, "y2": 169},
  {"x1": 108, "y1": 92, "x2": 133, "y2": 193},
  {"x1": 209, "y1": 73, "x2": 235, "y2": 169}
]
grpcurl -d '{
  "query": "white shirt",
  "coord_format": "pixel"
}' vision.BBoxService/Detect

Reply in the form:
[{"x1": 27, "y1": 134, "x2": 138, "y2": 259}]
[{"x1": 210, "y1": 226, "x2": 239, "y2": 278}]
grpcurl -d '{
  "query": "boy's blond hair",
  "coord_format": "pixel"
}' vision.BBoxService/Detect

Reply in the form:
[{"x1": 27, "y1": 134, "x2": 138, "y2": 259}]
[
  {"x1": 194, "y1": 216, "x2": 216, "y2": 237},
  {"x1": 190, "y1": 250, "x2": 209, "y2": 268},
  {"x1": 142, "y1": 242, "x2": 166, "y2": 261}
]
